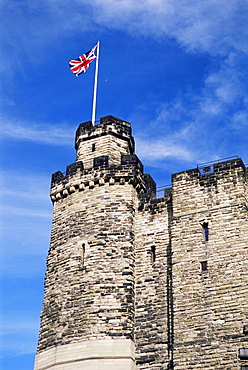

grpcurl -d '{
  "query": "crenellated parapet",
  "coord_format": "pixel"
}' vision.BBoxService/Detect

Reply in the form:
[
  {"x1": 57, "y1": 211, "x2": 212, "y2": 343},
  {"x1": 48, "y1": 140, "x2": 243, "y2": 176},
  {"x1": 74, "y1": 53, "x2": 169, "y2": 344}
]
[
  {"x1": 172, "y1": 157, "x2": 247, "y2": 216},
  {"x1": 50, "y1": 115, "x2": 156, "y2": 203},
  {"x1": 75, "y1": 115, "x2": 135, "y2": 168},
  {"x1": 75, "y1": 115, "x2": 135, "y2": 152},
  {"x1": 50, "y1": 154, "x2": 152, "y2": 203}
]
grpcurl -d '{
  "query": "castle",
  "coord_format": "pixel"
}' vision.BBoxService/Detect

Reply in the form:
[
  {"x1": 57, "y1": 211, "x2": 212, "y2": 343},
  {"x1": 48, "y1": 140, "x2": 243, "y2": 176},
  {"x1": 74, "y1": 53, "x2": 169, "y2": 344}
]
[{"x1": 34, "y1": 115, "x2": 248, "y2": 370}]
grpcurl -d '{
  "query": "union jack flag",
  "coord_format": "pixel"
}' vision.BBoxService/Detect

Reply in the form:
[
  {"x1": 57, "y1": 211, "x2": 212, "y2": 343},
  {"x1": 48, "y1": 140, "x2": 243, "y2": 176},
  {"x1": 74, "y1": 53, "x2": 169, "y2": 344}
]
[{"x1": 69, "y1": 44, "x2": 97, "y2": 76}]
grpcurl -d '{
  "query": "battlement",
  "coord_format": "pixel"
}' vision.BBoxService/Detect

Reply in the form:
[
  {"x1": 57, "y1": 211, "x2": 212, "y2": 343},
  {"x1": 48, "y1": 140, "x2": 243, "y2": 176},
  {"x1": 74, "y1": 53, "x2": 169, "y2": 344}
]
[
  {"x1": 50, "y1": 117, "x2": 159, "y2": 203},
  {"x1": 50, "y1": 154, "x2": 154, "y2": 203},
  {"x1": 75, "y1": 115, "x2": 135, "y2": 152},
  {"x1": 75, "y1": 116, "x2": 135, "y2": 169},
  {"x1": 51, "y1": 154, "x2": 144, "y2": 183},
  {"x1": 173, "y1": 157, "x2": 246, "y2": 180},
  {"x1": 172, "y1": 157, "x2": 247, "y2": 216}
]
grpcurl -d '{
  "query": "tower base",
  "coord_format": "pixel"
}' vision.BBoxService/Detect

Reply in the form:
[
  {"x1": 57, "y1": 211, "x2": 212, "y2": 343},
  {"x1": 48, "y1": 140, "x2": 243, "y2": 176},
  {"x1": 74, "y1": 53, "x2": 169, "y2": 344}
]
[{"x1": 34, "y1": 338, "x2": 136, "y2": 370}]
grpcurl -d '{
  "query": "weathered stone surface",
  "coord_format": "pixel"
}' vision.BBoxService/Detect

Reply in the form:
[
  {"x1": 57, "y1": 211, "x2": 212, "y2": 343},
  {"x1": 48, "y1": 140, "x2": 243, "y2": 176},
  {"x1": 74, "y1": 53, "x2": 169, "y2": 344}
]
[
  {"x1": 35, "y1": 116, "x2": 248, "y2": 370},
  {"x1": 171, "y1": 159, "x2": 248, "y2": 369}
]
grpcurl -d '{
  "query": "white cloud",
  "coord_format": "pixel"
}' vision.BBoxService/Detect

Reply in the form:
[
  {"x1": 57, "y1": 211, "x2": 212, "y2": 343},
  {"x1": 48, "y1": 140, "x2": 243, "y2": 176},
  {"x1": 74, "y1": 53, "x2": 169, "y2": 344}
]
[
  {"x1": 0, "y1": 205, "x2": 51, "y2": 219},
  {"x1": 136, "y1": 137, "x2": 195, "y2": 163},
  {"x1": 0, "y1": 171, "x2": 52, "y2": 262},
  {"x1": 0, "y1": 118, "x2": 74, "y2": 145},
  {"x1": 1, "y1": 0, "x2": 247, "y2": 166},
  {"x1": 0, "y1": 170, "x2": 50, "y2": 198},
  {"x1": 1, "y1": 320, "x2": 38, "y2": 337},
  {"x1": 231, "y1": 109, "x2": 248, "y2": 130},
  {"x1": 133, "y1": 48, "x2": 248, "y2": 166},
  {"x1": 0, "y1": 317, "x2": 38, "y2": 356},
  {"x1": 88, "y1": 0, "x2": 248, "y2": 56},
  {"x1": 2, "y1": 0, "x2": 247, "y2": 61},
  {"x1": 3, "y1": 0, "x2": 246, "y2": 163}
]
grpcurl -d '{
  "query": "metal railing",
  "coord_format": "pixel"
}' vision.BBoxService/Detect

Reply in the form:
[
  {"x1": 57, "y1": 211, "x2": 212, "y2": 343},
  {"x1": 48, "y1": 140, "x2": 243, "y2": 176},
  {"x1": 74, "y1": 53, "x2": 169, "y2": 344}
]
[
  {"x1": 197, "y1": 156, "x2": 239, "y2": 168},
  {"x1": 156, "y1": 185, "x2": 172, "y2": 198}
]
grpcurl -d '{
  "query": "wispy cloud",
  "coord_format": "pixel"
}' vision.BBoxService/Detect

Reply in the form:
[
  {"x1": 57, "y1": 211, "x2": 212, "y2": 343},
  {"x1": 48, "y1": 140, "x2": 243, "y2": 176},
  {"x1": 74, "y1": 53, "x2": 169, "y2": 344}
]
[
  {"x1": 2, "y1": 1, "x2": 248, "y2": 158},
  {"x1": 2, "y1": 0, "x2": 247, "y2": 63},
  {"x1": 0, "y1": 205, "x2": 51, "y2": 219},
  {"x1": 0, "y1": 171, "x2": 52, "y2": 263},
  {"x1": 0, "y1": 118, "x2": 74, "y2": 145},
  {"x1": 87, "y1": 0, "x2": 248, "y2": 158},
  {"x1": 1, "y1": 0, "x2": 94, "y2": 71},
  {"x1": 136, "y1": 137, "x2": 196, "y2": 163},
  {"x1": 1, "y1": 320, "x2": 38, "y2": 338},
  {"x1": 0, "y1": 316, "x2": 39, "y2": 356},
  {"x1": 88, "y1": 0, "x2": 248, "y2": 55},
  {"x1": 83, "y1": 0, "x2": 247, "y2": 165},
  {"x1": 0, "y1": 171, "x2": 51, "y2": 200},
  {"x1": 134, "y1": 52, "x2": 248, "y2": 165}
]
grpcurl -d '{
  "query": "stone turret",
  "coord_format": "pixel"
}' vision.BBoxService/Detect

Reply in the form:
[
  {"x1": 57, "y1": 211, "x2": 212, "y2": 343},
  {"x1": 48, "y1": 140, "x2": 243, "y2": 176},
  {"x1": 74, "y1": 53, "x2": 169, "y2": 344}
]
[
  {"x1": 75, "y1": 115, "x2": 135, "y2": 167},
  {"x1": 34, "y1": 116, "x2": 158, "y2": 370}
]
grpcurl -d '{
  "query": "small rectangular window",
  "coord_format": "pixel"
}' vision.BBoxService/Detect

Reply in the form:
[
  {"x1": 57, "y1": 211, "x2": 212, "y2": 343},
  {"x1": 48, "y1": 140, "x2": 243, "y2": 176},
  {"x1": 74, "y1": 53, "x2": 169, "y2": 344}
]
[
  {"x1": 92, "y1": 143, "x2": 96, "y2": 152},
  {"x1": 202, "y1": 222, "x2": 209, "y2": 241},
  {"x1": 243, "y1": 325, "x2": 248, "y2": 335},
  {"x1": 151, "y1": 246, "x2": 156, "y2": 263},
  {"x1": 201, "y1": 261, "x2": 208, "y2": 272}
]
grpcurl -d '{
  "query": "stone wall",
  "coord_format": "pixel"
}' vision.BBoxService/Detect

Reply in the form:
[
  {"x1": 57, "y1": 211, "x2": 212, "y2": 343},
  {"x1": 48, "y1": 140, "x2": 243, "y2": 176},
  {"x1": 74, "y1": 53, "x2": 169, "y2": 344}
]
[
  {"x1": 171, "y1": 159, "x2": 248, "y2": 369},
  {"x1": 135, "y1": 196, "x2": 171, "y2": 369}
]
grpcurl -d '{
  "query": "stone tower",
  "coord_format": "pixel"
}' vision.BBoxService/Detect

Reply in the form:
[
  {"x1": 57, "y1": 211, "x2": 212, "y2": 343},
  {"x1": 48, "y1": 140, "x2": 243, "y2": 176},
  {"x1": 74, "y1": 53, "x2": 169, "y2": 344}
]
[
  {"x1": 171, "y1": 160, "x2": 248, "y2": 369},
  {"x1": 34, "y1": 115, "x2": 248, "y2": 370}
]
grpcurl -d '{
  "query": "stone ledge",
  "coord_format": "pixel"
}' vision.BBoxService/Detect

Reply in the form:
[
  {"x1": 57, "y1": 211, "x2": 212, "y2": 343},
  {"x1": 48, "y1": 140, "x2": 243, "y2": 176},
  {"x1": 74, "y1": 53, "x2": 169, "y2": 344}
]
[
  {"x1": 50, "y1": 174, "x2": 147, "y2": 203},
  {"x1": 34, "y1": 338, "x2": 136, "y2": 370}
]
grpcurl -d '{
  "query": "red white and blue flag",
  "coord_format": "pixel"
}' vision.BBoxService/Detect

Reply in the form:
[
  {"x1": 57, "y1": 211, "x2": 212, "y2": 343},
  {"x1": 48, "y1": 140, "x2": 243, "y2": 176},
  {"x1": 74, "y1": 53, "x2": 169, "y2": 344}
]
[{"x1": 69, "y1": 44, "x2": 97, "y2": 76}]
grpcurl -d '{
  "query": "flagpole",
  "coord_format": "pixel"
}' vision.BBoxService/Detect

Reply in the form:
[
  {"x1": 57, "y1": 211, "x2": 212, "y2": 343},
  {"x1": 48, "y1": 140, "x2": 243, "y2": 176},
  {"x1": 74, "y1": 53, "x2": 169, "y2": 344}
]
[{"x1": 92, "y1": 41, "x2": 100, "y2": 126}]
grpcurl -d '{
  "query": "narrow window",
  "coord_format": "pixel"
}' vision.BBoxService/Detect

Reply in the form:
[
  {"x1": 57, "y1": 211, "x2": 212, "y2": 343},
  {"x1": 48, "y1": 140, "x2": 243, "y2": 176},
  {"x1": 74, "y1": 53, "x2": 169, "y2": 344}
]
[
  {"x1": 201, "y1": 261, "x2": 208, "y2": 272},
  {"x1": 81, "y1": 244, "x2": 85, "y2": 268},
  {"x1": 151, "y1": 246, "x2": 156, "y2": 263},
  {"x1": 202, "y1": 222, "x2": 209, "y2": 241},
  {"x1": 92, "y1": 143, "x2": 96, "y2": 152}
]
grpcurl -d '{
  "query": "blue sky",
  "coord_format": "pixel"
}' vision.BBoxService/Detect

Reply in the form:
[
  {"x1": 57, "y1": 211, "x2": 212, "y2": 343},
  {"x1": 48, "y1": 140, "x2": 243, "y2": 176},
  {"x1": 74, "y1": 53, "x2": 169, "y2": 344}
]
[{"x1": 0, "y1": 1, "x2": 248, "y2": 369}]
